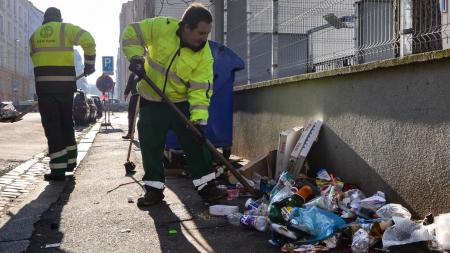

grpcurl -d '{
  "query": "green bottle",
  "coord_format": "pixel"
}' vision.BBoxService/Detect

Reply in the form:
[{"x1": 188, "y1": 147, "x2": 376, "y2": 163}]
[
  {"x1": 268, "y1": 204, "x2": 285, "y2": 224},
  {"x1": 275, "y1": 185, "x2": 314, "y2": 208}
]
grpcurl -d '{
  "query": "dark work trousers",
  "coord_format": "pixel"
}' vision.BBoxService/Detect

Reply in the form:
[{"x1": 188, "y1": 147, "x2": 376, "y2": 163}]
[
  {"x1": 127, "y1": 94, "x2": 139, "y2": 135},
  {"x1": 137, "y1": 101, "x2": 215, "y2": 190},
  {"x1": 38, "y1": 93, "x2": 76, "y2": 175}
]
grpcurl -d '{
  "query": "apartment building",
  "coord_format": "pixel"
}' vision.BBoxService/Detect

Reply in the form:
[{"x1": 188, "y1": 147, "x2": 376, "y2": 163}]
[{"x1": 0, "y1": 0, "x2": 43, "y2": 102}]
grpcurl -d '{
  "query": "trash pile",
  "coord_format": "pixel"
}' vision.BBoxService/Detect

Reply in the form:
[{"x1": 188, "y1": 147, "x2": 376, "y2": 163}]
[
  {"x1": 0, "y1": 102, "x2": 19, "y2": 121},
  {"x1": 210, "y1": 120, "x2": 449, "y2": 252},
  {"x1": 212, "y1": 169, "x2": 449, "y2": 252}
]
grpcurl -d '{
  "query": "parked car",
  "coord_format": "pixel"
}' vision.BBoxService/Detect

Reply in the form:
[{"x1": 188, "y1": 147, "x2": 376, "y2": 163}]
[
  {"x1": 106, "y1": 98, "x2": 128, "y2": 112},
  {"x1": 87, "y1": 95, "x2": 103, "y2": 118},
  {"x1": 108, "y1": 98, "x2": 120, "y2": 104},
  {"x1": 73, "y1": 89, "x2": 90, "y2": 125},
  {"x1": 86, "y1": 97, "x2": 98, "y2": 123}
]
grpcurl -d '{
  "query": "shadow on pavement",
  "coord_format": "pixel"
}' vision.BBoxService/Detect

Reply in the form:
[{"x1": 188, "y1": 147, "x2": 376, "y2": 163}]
[
  {"x1": 98, "y1": 128, "x2": 123, "y2": 134},
  {"x1": 137, "y1": 175, "x2": 278, "y2": 253},
  {"x1": 25, "y1": 177, "x2": 76, "y2": 252}
]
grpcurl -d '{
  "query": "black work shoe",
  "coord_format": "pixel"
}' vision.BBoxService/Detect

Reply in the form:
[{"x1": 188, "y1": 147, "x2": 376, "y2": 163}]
[
  {"x1": 44, "y1": 173, "x2": 66, "y2": 181},
  {"x1": 122, "y1": 134, "x2": 132, "y2": 139},
  {"x1": 198, "y1": 181, "x2": 227, "y2": 202},
  {"x1": 137, "y1": 186, "x2": 164, "y2": 207}
]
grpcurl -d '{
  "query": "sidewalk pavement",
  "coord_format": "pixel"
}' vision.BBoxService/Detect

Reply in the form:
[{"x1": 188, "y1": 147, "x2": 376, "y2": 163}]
[{"x1": 4, "y1": 113, "x2": 278, "y2": 253}]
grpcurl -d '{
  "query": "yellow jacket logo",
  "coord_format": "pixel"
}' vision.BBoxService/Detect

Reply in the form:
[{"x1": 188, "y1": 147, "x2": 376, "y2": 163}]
[{"x1": 40, "y1": 26, "x2": 54, "y2": 38}]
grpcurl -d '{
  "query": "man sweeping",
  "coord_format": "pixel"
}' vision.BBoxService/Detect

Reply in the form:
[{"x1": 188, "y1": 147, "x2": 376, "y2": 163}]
[{"x1": 121, "y1": 3, "x2": 226, "y2": 206}]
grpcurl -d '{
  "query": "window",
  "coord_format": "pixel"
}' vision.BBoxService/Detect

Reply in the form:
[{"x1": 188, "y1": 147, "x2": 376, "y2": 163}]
[{"x1": 441, "y1": 0, "x2": 448, "y2": 12}]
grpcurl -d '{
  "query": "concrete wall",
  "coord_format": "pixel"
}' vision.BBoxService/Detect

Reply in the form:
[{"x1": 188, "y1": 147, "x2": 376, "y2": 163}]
[{"x1": 232, "y1": 50, "x2": 450, "y2": 217}]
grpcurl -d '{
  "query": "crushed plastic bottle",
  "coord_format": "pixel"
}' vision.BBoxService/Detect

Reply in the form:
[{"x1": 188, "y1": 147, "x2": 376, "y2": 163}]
[
  {"x1": 245, "y1": 198, "x2": 268, "y2": 216},
  {"x1": 240, "y1": 214, "x2": 269, "y2": 232},
  {"x1": 226, "y1": 212, "x2": 242, "y2": 226}
]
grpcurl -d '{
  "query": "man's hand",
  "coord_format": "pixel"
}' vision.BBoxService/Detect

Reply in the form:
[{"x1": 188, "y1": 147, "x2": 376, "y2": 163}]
[
  {"x1": 84, "y1": 64, "x2": 95, "y2": 76},
  {"x1": 129, "y1": 57, "x2": 145, "y2": 79}
]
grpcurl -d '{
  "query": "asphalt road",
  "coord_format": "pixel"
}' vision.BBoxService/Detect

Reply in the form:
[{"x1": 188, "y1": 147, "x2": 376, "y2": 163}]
[
  {"x1": 0, "y1": 113, "x2": 47, "y2": 177},
  {"x1": 0, "y1": 112, "x2": 91, "y2": 177}
]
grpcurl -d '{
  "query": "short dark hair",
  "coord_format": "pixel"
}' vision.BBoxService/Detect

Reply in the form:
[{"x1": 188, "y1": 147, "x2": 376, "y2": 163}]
[{"x1": 180, "y1": 3, "x2": 212, "y2": 30}]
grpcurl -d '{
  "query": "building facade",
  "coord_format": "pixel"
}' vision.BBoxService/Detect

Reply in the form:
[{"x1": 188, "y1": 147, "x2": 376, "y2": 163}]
[
  {"x1": 117, "y1": 1, "x2": 135, "y2": 101},
  {"x1": 0, "y1": 0, "x2": 43, "y2": 102}
]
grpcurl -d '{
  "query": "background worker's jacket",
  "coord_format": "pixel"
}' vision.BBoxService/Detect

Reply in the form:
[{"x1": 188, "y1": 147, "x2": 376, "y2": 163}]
[
  {"x1": 121, "y1": 17, "x2": 214, "y2": 123},
  {"x1": 29, "y1": 22, "x2": 96, "y2": 94}
]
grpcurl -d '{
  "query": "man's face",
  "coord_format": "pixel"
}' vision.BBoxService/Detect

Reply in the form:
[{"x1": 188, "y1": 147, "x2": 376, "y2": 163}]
[{"x1": 182, "y1": 21, "x2": 212, "y2": 49}]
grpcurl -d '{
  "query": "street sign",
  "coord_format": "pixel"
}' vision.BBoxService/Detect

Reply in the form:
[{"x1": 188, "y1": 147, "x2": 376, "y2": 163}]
[
  {"x1": 96, "y1": 74, "x2": 115, "y2": 93},
  {"x1": 102, "y1": 56, "x2": 114, "y2": 75}
]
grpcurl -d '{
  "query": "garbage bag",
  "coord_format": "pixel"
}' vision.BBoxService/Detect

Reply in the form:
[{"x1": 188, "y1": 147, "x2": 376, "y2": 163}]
[
  {"x1": 382, "y1": 216, "x2": 433, "y2": 248},
  {"x1": 288, "y1": 206, "x2": 347, "y2": 244}
]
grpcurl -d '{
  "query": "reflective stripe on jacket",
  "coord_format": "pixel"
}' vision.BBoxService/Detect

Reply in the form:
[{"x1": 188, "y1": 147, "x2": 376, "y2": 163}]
[
  {"x1": 29, "y1": 22, "x2": 96, "y2": 94},
  {"x1": 121, "y1": 17, "x2": 213, "y2": 123}
]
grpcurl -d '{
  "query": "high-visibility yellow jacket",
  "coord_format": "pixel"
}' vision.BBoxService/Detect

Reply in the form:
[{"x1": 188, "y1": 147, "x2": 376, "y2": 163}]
[
  {"x1": 29, "y1": 21, "x2": 96, "y2": 94},
  {"x1": 121, "y1": 17, "x2": 213, "y2": 123}
]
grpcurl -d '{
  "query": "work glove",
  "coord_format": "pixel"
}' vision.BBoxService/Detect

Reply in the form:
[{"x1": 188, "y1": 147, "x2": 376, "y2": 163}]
[
  {"x1": 129, "y1": 57, "x2": 145, "y2": 79},
  {"x1": 84, "y1": 64, "x2": 95, "y2": 76}
]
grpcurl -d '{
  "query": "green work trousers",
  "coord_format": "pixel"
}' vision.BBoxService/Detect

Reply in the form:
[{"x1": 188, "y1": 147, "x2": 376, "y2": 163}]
[{"x1": 138, "y1": 101, "x2": 213, "y2": 188}]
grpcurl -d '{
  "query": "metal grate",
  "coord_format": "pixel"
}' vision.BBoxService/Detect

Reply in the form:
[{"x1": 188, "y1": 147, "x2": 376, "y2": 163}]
[{"x1": 225, "y1": 0, "x2": 449, "y2": 86}]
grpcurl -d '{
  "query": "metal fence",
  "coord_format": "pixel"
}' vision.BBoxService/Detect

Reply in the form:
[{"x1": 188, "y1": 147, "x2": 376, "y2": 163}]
[{"x1": 225, "y1": 0, "x2": 449, "y2": 85}]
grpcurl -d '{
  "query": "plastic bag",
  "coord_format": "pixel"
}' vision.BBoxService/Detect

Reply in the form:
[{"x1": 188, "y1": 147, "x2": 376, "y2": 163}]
[
  {"x1": 376, "y1": 204, "x2": 412, "y2": 220},
  {"x1": 315, "y1": 168, "x2": 344, "y2": 194},
  {"x1": 435, "y1": 213, "x2": 450, "y2": 250},
  {"x1": 382, "y1": 216, "x2": 433, "y2": 248},
  {"x1": 360, "y1": 191, "x2": 386, "y2": 212},
  {"x1": 0, "y1": 102, "x2": 19, "y2": 120},
  {"x1": 269, "y1": 170, "x2": 294, "y2": 200},
  {"x1": 288, "y1": 206, "x2": 346, "y2": 244},
  {"x1": 351, "y1": 228, "x2": 370, "y2": 253}
]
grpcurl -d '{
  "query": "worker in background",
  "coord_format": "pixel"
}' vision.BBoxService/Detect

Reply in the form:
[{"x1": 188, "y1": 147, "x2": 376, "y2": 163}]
[
  {"x1": 121, "y1": 3, "x2": 227, "y2": 206},
  {"x1": 122, "y1": 73, "x2": 139, "y2": 140},
  {"x1": 29, "y1": 7, "x2": 96, "y2": 180}
]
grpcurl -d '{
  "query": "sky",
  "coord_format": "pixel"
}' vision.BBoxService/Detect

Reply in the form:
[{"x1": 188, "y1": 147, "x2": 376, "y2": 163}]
[{"x1": 30, "y1": 0, "x2": 130, "y2": 84}]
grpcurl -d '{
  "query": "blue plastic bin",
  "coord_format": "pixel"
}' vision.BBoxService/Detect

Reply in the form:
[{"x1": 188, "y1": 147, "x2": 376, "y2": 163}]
[{"x1": 165, "y1": 40, "x2": 245, "y2": 150}]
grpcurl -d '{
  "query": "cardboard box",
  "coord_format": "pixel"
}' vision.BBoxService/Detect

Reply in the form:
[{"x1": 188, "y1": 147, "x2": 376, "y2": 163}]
[
  {"x1": 288, "y1": 120, "x2": 322, "y2": 177},
  {"x1": 275, "y1": 126, "x2": 303, "y2": 180},
  {"x1": 228, "y1": 150, "x2": 277, "y2": 184}
]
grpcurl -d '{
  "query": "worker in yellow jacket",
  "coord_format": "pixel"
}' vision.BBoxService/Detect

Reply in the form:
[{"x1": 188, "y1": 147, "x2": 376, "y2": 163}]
[
  {"x1": 29, "y1": 7, "x2": 96, "y2": 180},
  {"x1": 121, "y1": 3, "x2": 226, "y2": 206}
]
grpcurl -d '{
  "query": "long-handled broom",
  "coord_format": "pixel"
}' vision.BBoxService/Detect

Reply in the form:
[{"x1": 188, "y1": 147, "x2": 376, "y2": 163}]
[
  {"x1": 123, "y1": 95, "x2": 140, "y2": 175},
  {"x1": 140, "y1": 75, "x2": 257, "y2": 196}
]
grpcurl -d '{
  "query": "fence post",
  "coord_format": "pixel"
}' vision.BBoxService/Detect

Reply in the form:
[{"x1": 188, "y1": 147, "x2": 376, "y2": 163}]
[
  {"x1": 214, "y1": 0, "x2": 224, "y2": 44},
  {"x1": 271, "y1": 0, "x2": 278, "y2": 80},
  {"x1": 307, "y1": 31, "x2": 314, "y2": 72},
  {"x1": 400, "y1": 0, "x2": 413, "y2": 56}
]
